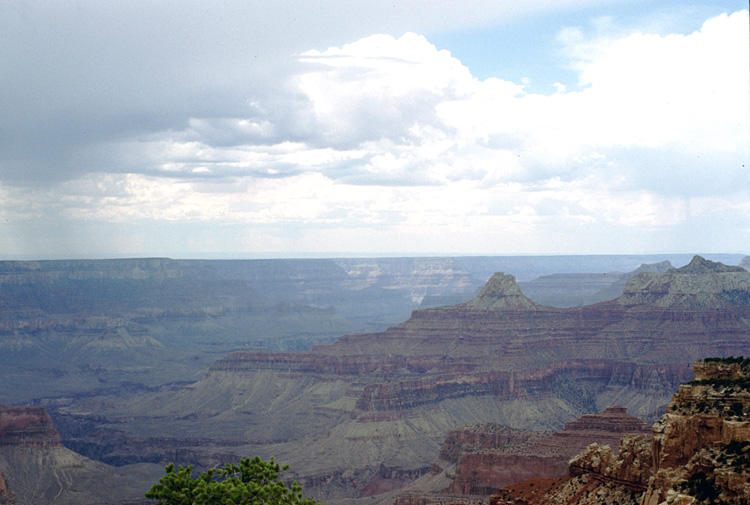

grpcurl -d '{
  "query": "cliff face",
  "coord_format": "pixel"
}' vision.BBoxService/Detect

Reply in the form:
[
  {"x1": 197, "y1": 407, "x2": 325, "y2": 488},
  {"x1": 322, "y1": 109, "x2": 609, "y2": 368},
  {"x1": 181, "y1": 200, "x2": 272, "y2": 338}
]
[
  {"x1": 640, "y1": 358, "x2": 750, "y2": 505},
  {"x1": 568, "y1": 434, "x2": 654, "y2": 492},
  {"x1": 39, "y1": 257, "x2": 750, "y2": 502},
  {"x1": 0, "y1": 407, "x2": 61, "y2": 448},
  {"x1": 393, "y1": 407, "x2": 651, "y2": 505},
  {"x1": 617, "y1": 256, "x2": 750, "y2": 309},
  {"x1": 448, "y1": 407, "x2": 651, "y2": 495},
  {"x1": 0, "y1": 405, "x2": 160, "y2": 505},
  {"x1": 492, "y1": 358, "x2": 750, "y2": 505}
]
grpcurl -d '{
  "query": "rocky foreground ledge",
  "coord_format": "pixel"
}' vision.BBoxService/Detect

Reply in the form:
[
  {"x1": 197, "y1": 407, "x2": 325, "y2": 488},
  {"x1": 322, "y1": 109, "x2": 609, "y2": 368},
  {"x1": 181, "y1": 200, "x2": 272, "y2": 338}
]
[{"x1": 491, "y1": 358, "x2": 750, "y2": 505}]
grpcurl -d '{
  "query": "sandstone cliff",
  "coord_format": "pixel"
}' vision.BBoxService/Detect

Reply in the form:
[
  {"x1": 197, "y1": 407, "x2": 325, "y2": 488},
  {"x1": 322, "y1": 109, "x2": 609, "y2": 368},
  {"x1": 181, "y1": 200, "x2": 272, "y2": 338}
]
[
  {"x1": 616, "y1": 256, "x2": 750, "y2": 309},
  {"x1": 491, "y1": 358, "x2": 750, "y2": 505},
  {"x1": 0, "y1": 405, "x2": 160, "y2": 505},
  {"x1": 449, "y1": 406, "x2": 652, "y2": 495},
  {"x1": 462, "y1": 273, "x2": 542, "y2": 311},
  {"x1": 394, "y1": 406, "x2": 651, "y2": 505}
]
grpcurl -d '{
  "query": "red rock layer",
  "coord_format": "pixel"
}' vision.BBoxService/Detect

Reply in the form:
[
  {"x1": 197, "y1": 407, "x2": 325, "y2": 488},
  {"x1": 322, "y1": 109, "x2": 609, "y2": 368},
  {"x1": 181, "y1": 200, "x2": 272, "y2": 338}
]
[
  {"x1": 211, "y1": 260, "x2": 750, "y2": 397},
  {"x1": 448, "y1": 406, "x2": 651, "y2": 495},
  {"x1": 490, "y1": 359, "x2": 750, "y2": 505},
  {"x1": 0, "y1": 406, "x2": 61, "y2": 448}
]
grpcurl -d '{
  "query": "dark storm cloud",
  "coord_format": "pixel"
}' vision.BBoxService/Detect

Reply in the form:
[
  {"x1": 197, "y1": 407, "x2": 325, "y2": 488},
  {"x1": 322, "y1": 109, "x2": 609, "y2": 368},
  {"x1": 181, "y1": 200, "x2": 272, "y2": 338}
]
[
  {"x1": 0, "y1": 1, "x2": 302, "y2": 183},
  {"x1": 1, "y1": 0, "x2": 613, "y2": 186}
]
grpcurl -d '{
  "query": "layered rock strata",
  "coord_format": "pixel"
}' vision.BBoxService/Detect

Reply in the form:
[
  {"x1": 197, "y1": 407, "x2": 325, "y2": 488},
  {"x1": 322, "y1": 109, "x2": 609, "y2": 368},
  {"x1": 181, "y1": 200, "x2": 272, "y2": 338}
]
[
  {"x1": 46, "y1": 257, "x2": 750, "y2": 502},
  {"x1": 0, "y1": 405, "x2": 159, "y2": 505},
  {"x1": 395, "y1": 406, "x2": 651, "y2": 505},
  {"x1": 0, "y1": 407, "x2": 61, "y2": 448},
  {"x1": 491, "y1": 358, "x2": 750, "y2": 505},
  {"x1": 449, "y1": 406, "x2": 651, "y2": 495}
]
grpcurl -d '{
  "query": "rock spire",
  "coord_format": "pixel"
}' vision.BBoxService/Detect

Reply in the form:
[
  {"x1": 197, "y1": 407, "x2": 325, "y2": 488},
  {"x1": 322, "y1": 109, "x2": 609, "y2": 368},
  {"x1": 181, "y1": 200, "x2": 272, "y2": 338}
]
[{"x1": 463, "y1": 273, "x2": 542, "y2": 310}]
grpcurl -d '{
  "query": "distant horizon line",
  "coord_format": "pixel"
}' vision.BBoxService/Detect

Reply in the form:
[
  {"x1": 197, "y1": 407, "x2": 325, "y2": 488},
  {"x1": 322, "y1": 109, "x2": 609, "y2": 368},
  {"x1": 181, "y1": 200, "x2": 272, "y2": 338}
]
[{"x1": 1, "y1": 252, "x2": 747, "y2": 262}]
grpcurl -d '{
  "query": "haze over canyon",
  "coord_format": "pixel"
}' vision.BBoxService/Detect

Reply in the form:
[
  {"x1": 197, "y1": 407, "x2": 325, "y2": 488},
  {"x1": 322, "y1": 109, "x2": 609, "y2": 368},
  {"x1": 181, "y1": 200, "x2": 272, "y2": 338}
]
[{"x1": 0, "y1": 253, "x2": 749, "y2": 505}]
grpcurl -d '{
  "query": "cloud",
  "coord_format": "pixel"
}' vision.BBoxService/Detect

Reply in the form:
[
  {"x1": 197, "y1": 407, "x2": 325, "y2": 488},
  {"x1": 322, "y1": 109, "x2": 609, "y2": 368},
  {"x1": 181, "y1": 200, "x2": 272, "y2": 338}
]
[
  {"x1": 291, "y1": 12, "x2": 748, "y2": 194},
  {"x1": 1, "y1": 3, "x2": 747, "y2": 256},
  {"x1": 0, "y1": 0, "x2": 611, "y2": 181}
]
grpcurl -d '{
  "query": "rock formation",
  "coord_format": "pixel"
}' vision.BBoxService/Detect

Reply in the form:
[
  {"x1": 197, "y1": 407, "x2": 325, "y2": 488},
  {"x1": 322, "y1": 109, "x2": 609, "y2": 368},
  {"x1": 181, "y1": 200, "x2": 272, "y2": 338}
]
[
  {"x1": 394, "y1": 406, "x2": 651, "y2": 505},
  {"x1": 616, "y1": 256, "x2": 750, "y2": 308},
  {"x1": 518, "y1": 261, "x2": 673, "y2": 308},
  {"x1": 2, "y1": 255, "x2": 747, "y2": 504},
  {"x1": 0, "y1": 407, "x2": 61, "y2": 448},
  {"x1": 0, "y1": 405, "x2": 160, "y2": 505},
  {"x1": 449, "y1": 406, "x2": 651, "y2": 495},
  {"x1": 463, "y1": 273, "x2": 543, "y2": 311},
  {"x1": 45, "y1": 256, "x2": 750, "y2": 503},
  {"x1": 491, "y1": 357, "x2": 750, "y2": 505}
]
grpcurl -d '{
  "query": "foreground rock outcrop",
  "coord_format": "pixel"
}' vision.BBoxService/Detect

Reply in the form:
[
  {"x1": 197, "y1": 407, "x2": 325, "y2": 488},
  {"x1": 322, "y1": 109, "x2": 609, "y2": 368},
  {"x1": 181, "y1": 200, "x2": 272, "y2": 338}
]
[{"x1": 491, "y1": 357, "x2": 750, "y2": 505}]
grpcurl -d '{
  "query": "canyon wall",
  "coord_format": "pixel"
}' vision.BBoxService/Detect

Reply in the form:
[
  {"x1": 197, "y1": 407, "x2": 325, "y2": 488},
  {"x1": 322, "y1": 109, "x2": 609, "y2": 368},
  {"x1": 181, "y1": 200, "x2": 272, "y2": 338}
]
[
  {"x1": 47, "y1": 257, "x2": 750, "y2": 503},
  {"x1": 394, "y1": 406, "x2": 652, "y2": 505},
  {"x1": 491, "y1": 358, "x2": 750, "y2": 505},
  {"x1": 0, "y1": 405, "x2": 160, "y2": 505}
]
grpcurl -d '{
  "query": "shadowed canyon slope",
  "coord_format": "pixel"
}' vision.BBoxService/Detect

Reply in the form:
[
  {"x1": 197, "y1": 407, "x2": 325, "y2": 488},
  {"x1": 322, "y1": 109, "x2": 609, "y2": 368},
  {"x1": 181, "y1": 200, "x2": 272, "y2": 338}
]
[
  {"x1": 0, "y1": 405, "x2": 160, "y2": 505},
  {"x1": 50, "y1": 256, "x2": 750, "y2": 503}
]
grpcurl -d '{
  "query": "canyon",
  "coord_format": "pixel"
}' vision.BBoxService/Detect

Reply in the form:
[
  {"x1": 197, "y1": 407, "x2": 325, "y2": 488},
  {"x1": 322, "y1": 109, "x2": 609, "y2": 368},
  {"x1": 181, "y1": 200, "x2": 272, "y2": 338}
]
[
  {"x1": 0, "y1": 254, "x2": 749, "y2": 504},
  {"x1": 1, "y1": 254, "x2": 729, "y2": 406},
  {"x1": 39, "y1": 256, "x2": 750, "y2": 504}
]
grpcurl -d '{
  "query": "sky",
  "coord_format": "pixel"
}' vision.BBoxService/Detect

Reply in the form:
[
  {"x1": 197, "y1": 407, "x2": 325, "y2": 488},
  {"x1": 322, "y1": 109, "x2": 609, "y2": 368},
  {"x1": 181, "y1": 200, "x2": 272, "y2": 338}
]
[{"x1": 1, "y1": 0, "x2": 748, "y2": 259}]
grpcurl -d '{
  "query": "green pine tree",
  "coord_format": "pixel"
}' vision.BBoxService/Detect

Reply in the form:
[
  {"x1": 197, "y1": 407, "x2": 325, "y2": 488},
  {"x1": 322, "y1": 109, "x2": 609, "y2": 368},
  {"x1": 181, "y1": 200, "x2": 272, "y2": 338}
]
[{"x1": 145, "y1": 456, "x2": 319, "y2": 505}]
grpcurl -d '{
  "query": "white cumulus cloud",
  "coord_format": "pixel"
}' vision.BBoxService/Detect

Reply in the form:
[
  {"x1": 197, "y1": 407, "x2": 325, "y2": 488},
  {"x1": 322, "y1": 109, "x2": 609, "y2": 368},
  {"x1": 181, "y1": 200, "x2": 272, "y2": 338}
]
[{"x1": 1, "y1": 6, "x2": 747, "y2": 256}]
